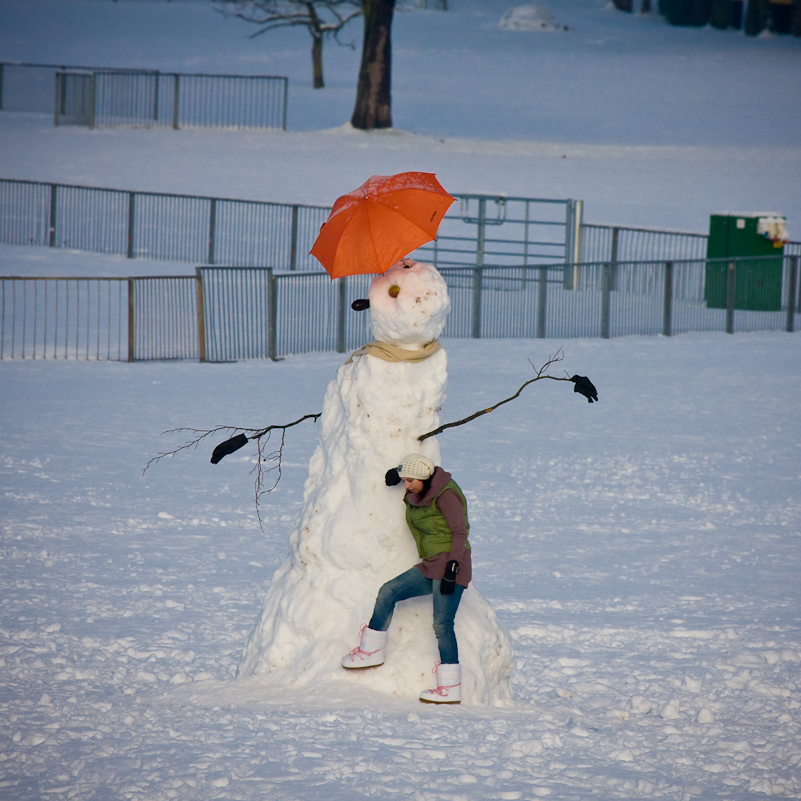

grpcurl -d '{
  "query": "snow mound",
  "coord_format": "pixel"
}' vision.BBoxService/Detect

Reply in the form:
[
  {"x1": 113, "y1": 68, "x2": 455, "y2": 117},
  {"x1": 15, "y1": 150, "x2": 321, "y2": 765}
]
[{"x1": 500, "y1": 5, "x2": 566, "y2": 32}]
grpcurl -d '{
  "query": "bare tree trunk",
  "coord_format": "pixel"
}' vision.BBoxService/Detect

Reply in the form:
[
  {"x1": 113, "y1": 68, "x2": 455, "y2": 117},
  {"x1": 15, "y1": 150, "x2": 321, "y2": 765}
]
[
  {"x1": 350, "y1": 0, "x2": 395, "y2": 130},
  {"x1": 312, "y1": 35, "x2": 324, "y2": 88},
  {"x1": 744, "y1": 0, "x2": 768, "y2": 33}
]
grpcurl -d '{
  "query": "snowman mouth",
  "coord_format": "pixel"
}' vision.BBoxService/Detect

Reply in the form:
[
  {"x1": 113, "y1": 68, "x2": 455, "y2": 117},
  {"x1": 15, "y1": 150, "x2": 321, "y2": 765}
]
[{"x1": 388, "y1": 285, "x2": 400, "y2": 298}]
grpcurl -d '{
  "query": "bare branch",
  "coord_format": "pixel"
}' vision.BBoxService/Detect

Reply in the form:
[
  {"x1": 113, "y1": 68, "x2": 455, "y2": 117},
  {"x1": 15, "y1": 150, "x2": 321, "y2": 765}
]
[
  {"x1": 248, "y1": 413, "x2": 322, "y2": 442},
  {"x1": 418, "y1": 348, "x2": 569, "y2": 441},
  {"x1": 142, "y1": 425, "x2": 245, "y2": 475},
  {"x1": 143, "y1": 414, "x2": 322, "y2": 531}
]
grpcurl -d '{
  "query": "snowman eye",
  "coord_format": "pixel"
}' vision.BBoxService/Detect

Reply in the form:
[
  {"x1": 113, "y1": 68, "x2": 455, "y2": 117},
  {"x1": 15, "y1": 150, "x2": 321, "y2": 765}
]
[{"x1": 388, "y1": 285, "x2": 400, "y2": 298}]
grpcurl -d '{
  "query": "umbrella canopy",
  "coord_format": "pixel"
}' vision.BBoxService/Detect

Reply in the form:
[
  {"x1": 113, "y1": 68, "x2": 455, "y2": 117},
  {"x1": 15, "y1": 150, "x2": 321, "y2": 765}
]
[{"x1": 310, "y1": 172, "x2": 455, "y2": 279}]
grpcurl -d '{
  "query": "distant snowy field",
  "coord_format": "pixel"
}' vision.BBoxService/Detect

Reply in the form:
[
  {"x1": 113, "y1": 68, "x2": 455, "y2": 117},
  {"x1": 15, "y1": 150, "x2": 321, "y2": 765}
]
[
  {"x1": 2, "y1": 0, "x2": 801, "y2": 799},
  {"x1": 0, "y1": 0, "x2": 800, "y2": 242}
]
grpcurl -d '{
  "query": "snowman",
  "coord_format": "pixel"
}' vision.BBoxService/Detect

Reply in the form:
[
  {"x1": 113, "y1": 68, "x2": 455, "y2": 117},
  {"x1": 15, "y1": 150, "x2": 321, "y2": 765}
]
[{"x1": 238, "y1": 258, "x2": 514, "y2": 705}]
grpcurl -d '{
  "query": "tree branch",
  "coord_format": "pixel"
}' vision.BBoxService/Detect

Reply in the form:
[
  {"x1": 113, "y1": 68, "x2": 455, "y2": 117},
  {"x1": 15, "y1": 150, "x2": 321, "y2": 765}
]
[{"x1": 418, "y1": 348, "x2": 569, "y2": 441}]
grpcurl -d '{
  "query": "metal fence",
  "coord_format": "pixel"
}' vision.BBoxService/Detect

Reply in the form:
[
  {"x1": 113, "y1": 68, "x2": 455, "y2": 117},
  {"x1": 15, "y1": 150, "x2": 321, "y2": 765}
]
[
  {"x1": 0, "y1": 178, "x2": 583, "y2": 272},
  {"x1": 3, "y1": 256, "x2": 798, "y2": 362},
  {"x1": 0, "y1": 277, "x2": 129, "y2": 360},
  {"x1": 581, "y1": 223, "x2": 709, "y2": 264},
  {"x1": 416, "y1": 196, "x2": 583, "y2": 268},
  {"x1": 1, "y1": 62, "x2": 288, "y2": 130}
]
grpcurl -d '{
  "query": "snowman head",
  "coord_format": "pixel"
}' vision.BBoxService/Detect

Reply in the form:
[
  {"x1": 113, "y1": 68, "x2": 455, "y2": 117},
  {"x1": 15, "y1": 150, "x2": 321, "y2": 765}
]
[{"x1": 361, "y1": 258, "x2": 450, "y2": 349}]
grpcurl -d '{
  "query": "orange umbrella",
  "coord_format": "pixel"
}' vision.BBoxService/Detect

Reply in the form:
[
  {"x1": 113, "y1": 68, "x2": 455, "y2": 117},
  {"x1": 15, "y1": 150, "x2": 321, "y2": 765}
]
[{"x1": 310, "y1": 172, "x2": 455, "y2": 279}]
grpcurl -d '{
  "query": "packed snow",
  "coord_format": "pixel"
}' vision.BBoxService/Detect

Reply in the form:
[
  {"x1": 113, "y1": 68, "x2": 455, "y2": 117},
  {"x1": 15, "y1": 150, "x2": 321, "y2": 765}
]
[
  {"x1": 1, "y1": 0, "x2": 800, "y2": 799},
  {"x1": 500, "y1": 5, "x2": 568, "y2": 32}
]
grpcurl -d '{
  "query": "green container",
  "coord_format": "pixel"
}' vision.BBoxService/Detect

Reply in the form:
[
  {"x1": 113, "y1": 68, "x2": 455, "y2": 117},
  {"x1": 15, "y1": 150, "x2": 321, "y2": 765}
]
[{"x1": 705, "y1": 213, "x2": 785, "y2": 311}]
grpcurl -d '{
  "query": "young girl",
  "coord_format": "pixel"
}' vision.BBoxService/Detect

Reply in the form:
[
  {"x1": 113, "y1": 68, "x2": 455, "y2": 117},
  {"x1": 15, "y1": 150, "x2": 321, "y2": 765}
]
[{"x1": 342, "y1": 453, "x2": 471, "y2": 704}]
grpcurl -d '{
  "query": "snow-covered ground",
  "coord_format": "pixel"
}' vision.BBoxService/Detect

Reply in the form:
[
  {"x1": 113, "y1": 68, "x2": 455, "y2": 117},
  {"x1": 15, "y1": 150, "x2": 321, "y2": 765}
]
[
  {"x1": 2, "y1": 1, "x2": 801, "y2": 799},
  {"x1": 3, "y1": 334, "x2": 801, "y2": 799}
]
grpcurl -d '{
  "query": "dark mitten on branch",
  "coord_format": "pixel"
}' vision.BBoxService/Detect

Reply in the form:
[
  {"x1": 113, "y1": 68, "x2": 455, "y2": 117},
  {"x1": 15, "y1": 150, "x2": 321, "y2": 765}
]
[
  {"x1": 570, "y1": 375, "x2": 598, "y2": 403},
  {"x1": 210, "y1": 433, "x2": 249, "y2": 464},
  {"x1": 440, "y1": 560, "x2": 459, "y2": 595}
]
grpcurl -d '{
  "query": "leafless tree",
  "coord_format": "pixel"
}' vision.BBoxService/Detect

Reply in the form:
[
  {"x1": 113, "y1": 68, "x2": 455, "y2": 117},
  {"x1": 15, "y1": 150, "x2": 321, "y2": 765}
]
[
  {"x1": 215, "y1": 0, "x2": 362, "y2": 88},
  {"x1": 350, "y1": 0, "x2": 395, "y2": 128}
]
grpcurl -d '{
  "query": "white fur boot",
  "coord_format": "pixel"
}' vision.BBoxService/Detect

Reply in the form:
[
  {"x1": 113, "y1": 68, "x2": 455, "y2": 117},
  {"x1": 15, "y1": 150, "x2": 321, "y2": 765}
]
[
  {"x1": 341, "y1": 626, "x2": 388, "y2": 669},
  {"x1": 419, "y1": 662, "x2": 462, "y2": 704}
]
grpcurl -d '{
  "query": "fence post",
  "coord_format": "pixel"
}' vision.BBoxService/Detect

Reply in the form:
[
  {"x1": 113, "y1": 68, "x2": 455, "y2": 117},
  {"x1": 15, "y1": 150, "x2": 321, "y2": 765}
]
[
  {"x1": 49, "y1": 184, "x2": 58, "y2": 247},
  {"x1": 281, "y1": 76, "x2": 288, "y2": 131},
  {"x1": 662, "y1": 260, "x2": 673, "y2": 337},
  {"x1": 267, "y1": 269, "x2": 277, "y2": 361},
  {"x1": 88, "y1": 72, "x2": 96, "y2": 130},
  {"x1": 336, "y1": 277, "x2": 347, "y2": 353},
  {"x1": 601, "y1": 262, "x2": 612, "y2": 339},
  {"x1": 787, "y1": 255, "x2": 798, "y2": 333},
  {"x1": 54, "y1": 72, "x2": 61, "y2": 126},
  {"x1": 195, "y1": 268, "x2": 206, "y2": 362},
  {"x1": 127, "y1": 192, "x2": 136, "y2": 259},
  {"x1": 536, "y1": 265, "x2": 548, "y2": 338},
  {"x1": 127, "y1": 277, "x2": 135, "y2": 362},
  {"x1": 475, "y1": 197, "x2": 486, "y2": 269},
  {"x1": 564, "y1": 199, "x2": 583, "y2": 290},
  {"x1": 289, "y1": 205, "x2": 299, "y2": 271},
  {"x1": 471, "y1": 267, "x2": 483, "y2": 338},
  {"x1": 610, "y1": 226, "x2": 619, "y2": 290},
  {"x1": 207, "y1": 198, "x2": 216, "y2": 265},
  {"x1": 725, "y1": 260, "x2": 736, "y2": 334},
  {"x1": 172, "y1": 73, "x2": 180, "y2": 130}
]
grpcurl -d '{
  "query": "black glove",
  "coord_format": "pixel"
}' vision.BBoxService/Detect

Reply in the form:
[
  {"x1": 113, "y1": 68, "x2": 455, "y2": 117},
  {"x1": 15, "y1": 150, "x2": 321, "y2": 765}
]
[
  {"x1": 385, "y1": 467, "x2": 401, "y2": 486},
  {"x1": 210, "y1": 433, "x2": 249, "y2": 464},
  {"x1": 440, "y1": 560, "x2": 459, "y2": 595},
  {"x1": 570, "y1": 375, "x2": 598, "y2": 403}
]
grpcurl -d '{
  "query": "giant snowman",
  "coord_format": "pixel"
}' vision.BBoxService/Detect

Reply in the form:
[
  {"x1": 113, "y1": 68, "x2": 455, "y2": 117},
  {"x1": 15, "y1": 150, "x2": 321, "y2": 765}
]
[{"x1": 238, "y1": 258, "x2": 514, "y2": 705}]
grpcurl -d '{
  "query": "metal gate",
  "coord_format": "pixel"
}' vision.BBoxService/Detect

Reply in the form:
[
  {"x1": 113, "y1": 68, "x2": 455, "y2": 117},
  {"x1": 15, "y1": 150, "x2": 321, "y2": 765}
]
[{"x1": 54, "y1": 71, "x2": 95, "y2": 127}]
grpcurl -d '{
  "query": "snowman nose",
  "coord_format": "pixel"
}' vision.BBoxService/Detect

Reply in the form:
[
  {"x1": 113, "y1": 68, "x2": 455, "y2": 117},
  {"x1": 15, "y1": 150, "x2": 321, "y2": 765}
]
[{"x1": 388, "y1": 285, "x2": 400, "y2": 298}]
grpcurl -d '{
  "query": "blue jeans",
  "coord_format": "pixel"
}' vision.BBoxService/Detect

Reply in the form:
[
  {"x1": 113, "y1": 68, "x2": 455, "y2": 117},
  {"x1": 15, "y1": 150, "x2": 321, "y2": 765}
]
[{"x1": 368, "y1": 566, "x2": 465, "y2": 664}]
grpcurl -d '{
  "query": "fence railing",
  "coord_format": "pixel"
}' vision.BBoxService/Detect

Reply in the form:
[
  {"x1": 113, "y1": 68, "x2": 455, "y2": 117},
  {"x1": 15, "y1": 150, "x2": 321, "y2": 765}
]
[
  {"x1": 1, "y1": 62, "x2": 288, "y2": 130},
  {"x1": 581, "y1": 223, "x2": 709, "y2": 264},
  {"x1": 0, "y1": 178, "x2": 583, "y2": 272},
  {"x1": 2, "y1": 256, "x2": 798, "y2": 362}
]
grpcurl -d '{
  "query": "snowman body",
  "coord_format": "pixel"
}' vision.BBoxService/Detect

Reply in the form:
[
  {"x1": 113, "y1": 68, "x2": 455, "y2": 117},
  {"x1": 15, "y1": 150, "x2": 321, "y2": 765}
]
[{"x1": 238, "y1": 260, "x2": 514, "y2": 705}]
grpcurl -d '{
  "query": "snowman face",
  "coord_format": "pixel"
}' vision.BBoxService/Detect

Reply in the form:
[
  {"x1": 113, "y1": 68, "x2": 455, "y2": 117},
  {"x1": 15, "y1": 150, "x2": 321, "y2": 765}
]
[{"x1": 367, "y1": 259, "x2": 451, "y2": 348}]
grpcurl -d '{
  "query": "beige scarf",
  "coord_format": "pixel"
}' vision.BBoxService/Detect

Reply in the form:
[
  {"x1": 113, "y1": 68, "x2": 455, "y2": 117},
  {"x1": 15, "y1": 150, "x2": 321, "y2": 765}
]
[{"x1": 346, "y1": 339, "x2": 441, "y2": 364}]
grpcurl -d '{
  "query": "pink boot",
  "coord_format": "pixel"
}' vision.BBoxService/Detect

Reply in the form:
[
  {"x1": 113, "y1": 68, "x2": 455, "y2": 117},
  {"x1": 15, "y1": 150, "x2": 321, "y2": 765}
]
[
  {"x1": 419, "y1": 662, "x2": 461, "y2": 704},
  {"x1": 341, "y1": 625, "x2": 388, "y2": 669}
]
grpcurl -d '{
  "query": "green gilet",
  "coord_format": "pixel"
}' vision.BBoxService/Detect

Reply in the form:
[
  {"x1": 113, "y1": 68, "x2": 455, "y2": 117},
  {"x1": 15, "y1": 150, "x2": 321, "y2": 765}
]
[{"x1": 405, "y1": 479, "x2": 471, "y2": 560}]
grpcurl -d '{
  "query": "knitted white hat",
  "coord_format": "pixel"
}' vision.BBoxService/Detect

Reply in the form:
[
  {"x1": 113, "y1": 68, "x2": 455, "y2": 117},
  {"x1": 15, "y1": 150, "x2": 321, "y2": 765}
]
[{"x1": 398, "y1": 453, "x2": 435, "y2": 481}]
